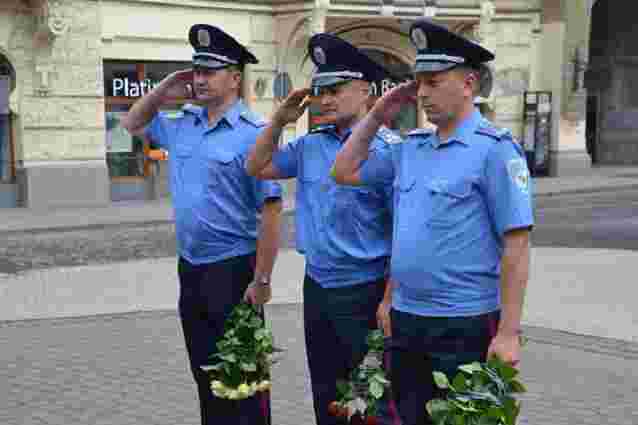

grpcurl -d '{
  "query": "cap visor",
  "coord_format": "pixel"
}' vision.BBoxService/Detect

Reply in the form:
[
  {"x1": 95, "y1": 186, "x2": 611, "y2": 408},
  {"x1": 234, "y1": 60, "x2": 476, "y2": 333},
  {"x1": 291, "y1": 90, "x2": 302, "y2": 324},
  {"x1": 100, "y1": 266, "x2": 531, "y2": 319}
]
[
  {"x1": 311, "y1": 76, "x2": 354, "y2": 89},
  {"x1": 413, "y1": 61, "x2": 458, "y2": 73},
  {"x1": 192, "y1": 58, "x2": 231, "y2": 70}
]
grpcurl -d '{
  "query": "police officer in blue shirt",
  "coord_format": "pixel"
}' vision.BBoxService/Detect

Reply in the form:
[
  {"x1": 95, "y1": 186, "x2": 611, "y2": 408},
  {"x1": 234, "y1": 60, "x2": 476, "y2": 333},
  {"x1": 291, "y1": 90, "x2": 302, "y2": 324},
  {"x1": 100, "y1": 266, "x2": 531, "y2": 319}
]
[
  {"x1": 122, "y1": 24, "x2": 282, "y2": 425},
  {"x1": 246, "y1": 34, "x2": 398, "y2": 425},
  {"x1": 333, "y1": 20, "x2": 534, "y2": 425}
]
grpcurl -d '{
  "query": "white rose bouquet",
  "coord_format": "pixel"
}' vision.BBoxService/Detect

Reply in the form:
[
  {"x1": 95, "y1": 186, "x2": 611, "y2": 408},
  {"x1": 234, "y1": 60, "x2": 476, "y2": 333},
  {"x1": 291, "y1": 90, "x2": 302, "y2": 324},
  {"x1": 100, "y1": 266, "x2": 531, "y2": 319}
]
[{"x1": 200, "y1": 303, "x2": 281, "y2": 400}]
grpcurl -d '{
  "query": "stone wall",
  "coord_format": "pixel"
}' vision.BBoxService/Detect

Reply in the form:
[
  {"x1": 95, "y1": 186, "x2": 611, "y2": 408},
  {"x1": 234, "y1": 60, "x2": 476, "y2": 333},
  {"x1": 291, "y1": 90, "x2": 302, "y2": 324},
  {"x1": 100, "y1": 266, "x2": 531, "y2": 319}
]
[{"x1": 17, "y1": 0, "x2": 104, "y2": 162}]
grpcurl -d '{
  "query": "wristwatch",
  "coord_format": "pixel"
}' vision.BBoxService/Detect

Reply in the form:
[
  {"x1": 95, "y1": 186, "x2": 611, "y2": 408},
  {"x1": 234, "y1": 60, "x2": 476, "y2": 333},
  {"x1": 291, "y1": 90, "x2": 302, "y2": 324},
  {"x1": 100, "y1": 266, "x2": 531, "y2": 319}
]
[{"x1": 257, "y1": 276, "x2": 271, "y2": 286}]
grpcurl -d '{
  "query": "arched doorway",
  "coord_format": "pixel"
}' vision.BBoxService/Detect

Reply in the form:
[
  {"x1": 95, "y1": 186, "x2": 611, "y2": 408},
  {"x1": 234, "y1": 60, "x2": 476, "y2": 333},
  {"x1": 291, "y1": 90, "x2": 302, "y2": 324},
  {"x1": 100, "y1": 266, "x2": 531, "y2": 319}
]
[{"x1": 587, "y1": 0, "x2": 638, "y2": 164}]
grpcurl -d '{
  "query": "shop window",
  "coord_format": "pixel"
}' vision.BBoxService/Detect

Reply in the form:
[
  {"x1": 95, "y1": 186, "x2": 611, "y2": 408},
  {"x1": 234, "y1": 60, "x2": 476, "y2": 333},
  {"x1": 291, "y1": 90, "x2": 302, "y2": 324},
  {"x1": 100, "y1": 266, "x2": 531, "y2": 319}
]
[{"x1": 103, "y1": 60, "x2": 190, "y2": 179}]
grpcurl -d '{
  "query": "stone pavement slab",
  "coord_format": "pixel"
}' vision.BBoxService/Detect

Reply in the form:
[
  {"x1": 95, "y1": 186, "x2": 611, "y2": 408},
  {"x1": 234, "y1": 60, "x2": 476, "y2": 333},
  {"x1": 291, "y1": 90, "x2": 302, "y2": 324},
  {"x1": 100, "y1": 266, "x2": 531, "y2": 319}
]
[
  {"x1": 1, "y1": 307, "x2": 637, "y2": 425},
  {"x1": 524, "y1": 247, "x2": 638, "y2": 343},
  {"x1": 0, "y1": 250, "x2": 306, "y2": 321}
]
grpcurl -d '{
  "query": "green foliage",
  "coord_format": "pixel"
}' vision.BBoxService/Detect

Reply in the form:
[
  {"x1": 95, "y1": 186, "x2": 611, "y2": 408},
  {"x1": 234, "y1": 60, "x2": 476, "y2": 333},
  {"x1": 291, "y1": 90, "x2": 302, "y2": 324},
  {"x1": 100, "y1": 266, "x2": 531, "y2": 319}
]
[
  {"x1": 426, "y1": 357, "x2": 526, "y2": 425},
  {"x1": 200, "y1": 303, "x2": 282, "y2": 397},
  {"x1": 334, "y1": 329, "x2": 390, "y2": 421}
]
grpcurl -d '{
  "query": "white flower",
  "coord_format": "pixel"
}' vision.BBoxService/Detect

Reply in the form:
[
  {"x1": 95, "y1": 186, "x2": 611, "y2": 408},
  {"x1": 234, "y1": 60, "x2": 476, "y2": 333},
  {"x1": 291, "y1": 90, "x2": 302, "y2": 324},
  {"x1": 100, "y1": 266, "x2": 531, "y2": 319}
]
[
  {"x1": 237, "y1": 383, "x2": 252, "y2": 398},
  {"x1": 257, "y1": 380, "x2": 271, "y2": 391},
  {"x1": 210, "y1": 381, "x2": 224, "y2": 391},
  {"x1": 227, "y1": 389, "x2": 241, "y2": 400}
]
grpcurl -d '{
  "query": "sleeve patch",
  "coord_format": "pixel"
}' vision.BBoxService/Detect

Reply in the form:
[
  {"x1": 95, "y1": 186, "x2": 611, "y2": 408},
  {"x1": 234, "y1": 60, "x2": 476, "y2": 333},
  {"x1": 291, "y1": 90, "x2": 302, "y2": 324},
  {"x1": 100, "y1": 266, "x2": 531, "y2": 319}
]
[{"x1": 507, "y1": 158, "x2": 530, "y2": 194}]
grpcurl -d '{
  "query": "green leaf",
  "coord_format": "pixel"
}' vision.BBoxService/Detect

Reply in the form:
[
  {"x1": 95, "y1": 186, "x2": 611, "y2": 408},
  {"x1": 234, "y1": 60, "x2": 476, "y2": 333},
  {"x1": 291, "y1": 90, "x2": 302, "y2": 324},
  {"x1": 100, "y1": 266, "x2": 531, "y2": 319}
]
[
  {"x1": 336, "y1": 380, "x2": 354, "y2": 402},
  {"x1": 369, "y1": 380, "x2": 384, "y2": 399},
  {"x1": 200, "y1": 363, "x2": 223, "y2": 372},
  {"x1": 502, "y1": 397, "x2": 518, "y2": 425},
  {"x1": 509, "y1": 380, "x2": 527, "y2": 393},
  {"x1": 433, "y1": 371, "x2": 451, "y2": 389},
  {"x1": 499, "y1": 364, "x2": 519, "y2": 382},
  {"x1": 426, "y1": 399, "x2": 451, "y2": 421},
  {"x1": 240, "y1": 362, "x2": 257, "y2": 372},
  {"x1": 254, "y1": 328, "x2": 267, "y2": 340},
  {"x1": 372, "y1": 372, "x2": 390, "y2": 385},
  {"x1": 486, "y1": 406, "x2": 504, "y2": 420},
  {"x1": 366, "y1": 329, "x2": 385, "y2": 352},
  {"x1": 459, "y1": 362, "x2": 483, "y2": 375},
  {"x1": 219, "y1": 353, "x2": 237, "y2": 363},
  {"x1": 453, "y1": 414, "x2": 466, "y2": 425},
  {"x1": 459, "y1": 390, "x2": 502, "y2": 406},
  {"x1": 477, "y1": 414, "x2": 500, "y2": 425},
  {"x1": 450, "y1": 399, "x2": 479, "y2": 412},
  {"x1": 452, "y1": 373, "x2": 469, "y2": 392}
]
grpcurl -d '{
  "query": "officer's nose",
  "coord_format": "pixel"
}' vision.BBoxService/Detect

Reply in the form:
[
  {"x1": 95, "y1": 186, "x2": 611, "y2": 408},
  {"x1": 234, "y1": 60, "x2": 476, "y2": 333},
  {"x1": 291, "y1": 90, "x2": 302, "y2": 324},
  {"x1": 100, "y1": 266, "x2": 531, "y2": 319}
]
[
  {"x1": 320, "y1": 94, "x2": 334, "y2": 106},
  {"x1": 193, "y1": 72, "x2": 207, "y2": 86},
  {"x1": 417, "y1": 81, "x2": 430, "y2": 99}
]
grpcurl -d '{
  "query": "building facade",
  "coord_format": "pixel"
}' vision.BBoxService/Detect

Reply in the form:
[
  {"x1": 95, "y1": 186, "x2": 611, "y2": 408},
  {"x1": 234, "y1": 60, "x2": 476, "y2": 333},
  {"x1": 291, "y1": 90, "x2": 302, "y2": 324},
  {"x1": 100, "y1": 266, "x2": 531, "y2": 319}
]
[{"x1": 0, "y1": 0, "x2": 597, "y2": 209}]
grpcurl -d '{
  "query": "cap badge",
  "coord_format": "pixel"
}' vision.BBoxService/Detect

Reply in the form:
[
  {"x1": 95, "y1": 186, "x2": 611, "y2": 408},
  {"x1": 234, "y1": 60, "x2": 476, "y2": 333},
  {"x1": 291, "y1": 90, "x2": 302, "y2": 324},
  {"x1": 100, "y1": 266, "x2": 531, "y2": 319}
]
[
  {"x1": 197, "y1": 29, "x2": 211, "y2": 47},
  {"x1": 411, "y1": 27, "x2": 428, "y2": 50},
  {"x1": 313, "y1": 46, "x2": 327, "y2": 65}
]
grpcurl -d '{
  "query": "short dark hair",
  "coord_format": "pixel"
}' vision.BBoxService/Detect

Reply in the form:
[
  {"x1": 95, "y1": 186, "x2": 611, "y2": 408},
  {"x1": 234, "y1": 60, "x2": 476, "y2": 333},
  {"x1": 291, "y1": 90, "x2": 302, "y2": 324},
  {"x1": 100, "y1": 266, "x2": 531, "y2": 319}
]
[{"x1": 227, "y1": 64, "x2": 245, "y2": 73}]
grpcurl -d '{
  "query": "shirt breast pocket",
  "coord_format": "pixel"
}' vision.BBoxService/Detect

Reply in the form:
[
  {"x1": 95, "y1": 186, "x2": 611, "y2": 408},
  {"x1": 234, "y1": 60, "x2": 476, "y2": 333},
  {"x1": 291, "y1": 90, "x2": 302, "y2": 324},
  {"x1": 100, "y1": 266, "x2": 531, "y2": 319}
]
[
  {"x1": 204, "y1": 150, "x2": 238, "y2": 186},
  {"x1": 174, "y1": 143, "x2": 194, "y2": 159},
  {"x1": 426, "y1": 179, "x2": 474, "y2": 229},
  {"x1": 395, "y1": 176, "x2": 416, "y2": 207}
]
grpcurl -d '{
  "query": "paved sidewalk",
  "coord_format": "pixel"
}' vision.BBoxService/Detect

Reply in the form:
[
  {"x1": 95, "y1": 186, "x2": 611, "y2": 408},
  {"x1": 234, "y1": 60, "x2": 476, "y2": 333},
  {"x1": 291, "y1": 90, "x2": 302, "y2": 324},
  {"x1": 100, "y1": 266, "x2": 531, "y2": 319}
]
[
  {"x1": 1, "y1": 167, "x2": 638, "y2": 233},
  {"x1": 2, "y1": 247, "x2": 637, "y2": 342},
  {"x1": 1, "y1": 307, "x2": 636, "y2": 425}
]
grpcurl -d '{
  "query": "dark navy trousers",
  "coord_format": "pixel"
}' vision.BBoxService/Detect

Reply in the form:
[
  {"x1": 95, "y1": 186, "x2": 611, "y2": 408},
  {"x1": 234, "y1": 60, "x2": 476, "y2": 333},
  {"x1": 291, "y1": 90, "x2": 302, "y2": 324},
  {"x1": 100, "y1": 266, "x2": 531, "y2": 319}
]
[
  {"x1": 303, "y1": 274, "x2": 390, "y2": 425},
  {"x1": 178, "y1": 254, "x2": 271, "y2": 425},
  {"x1": 390, "y1": 309, "x2": 500, "y2": 425}
]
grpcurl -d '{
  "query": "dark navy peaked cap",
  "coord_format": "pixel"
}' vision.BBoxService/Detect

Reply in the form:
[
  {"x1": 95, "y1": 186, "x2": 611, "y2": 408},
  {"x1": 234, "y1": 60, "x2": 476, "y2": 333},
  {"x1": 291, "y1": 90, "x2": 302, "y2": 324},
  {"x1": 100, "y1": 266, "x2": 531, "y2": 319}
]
[
  {"x1": 409, "y1": 19, "x2": 494, "y2": 73},
  {"x1": 189, "y1": 24, "x2": 258, "y2": 69},
  {"x1": 308, "y1": 33, "x2": 390, "y2": 92}
]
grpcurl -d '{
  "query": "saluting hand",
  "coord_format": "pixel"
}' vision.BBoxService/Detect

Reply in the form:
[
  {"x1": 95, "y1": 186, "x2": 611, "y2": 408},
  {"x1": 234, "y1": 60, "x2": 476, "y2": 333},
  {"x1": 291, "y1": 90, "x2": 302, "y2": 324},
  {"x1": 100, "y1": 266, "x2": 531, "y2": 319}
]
[
  {"x1": 155, "y1": 69, "x2": 195, "y2": 101},
  {"x1": 370, "y1": 80, "x2": 418, "y2": 125},
  {"x1": 272, "y1": 88, "x2": 312, "y2": 127}
]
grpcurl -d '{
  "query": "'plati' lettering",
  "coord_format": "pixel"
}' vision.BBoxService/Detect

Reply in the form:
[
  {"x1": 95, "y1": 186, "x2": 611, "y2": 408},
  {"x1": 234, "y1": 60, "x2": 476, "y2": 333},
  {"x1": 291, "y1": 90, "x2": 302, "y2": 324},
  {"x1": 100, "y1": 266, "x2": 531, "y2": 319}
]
[{"x1": 111, "y1": 78, "x2": 161, "y2": 98}]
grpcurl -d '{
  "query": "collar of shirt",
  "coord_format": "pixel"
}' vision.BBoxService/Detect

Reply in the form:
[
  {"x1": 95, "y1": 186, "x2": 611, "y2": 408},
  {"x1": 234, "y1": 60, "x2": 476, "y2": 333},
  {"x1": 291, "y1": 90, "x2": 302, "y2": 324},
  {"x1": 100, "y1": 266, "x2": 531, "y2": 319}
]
[
  {"x1": 317, "y1": 124, "x2": 352, "y2": 144},
  {"x1": 419, "y1": 108, "x2": 483, "y2": 149},
  {"x1": 191, "y1": 99, "x2": 246, "y2": 129}
]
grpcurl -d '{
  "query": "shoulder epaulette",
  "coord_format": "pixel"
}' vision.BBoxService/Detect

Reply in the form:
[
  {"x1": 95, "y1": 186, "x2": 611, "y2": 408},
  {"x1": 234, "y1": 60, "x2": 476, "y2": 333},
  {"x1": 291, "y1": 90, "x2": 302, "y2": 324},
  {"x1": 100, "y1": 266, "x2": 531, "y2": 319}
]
[
  {"x1": 164, "y1": 111, "x2": 184, "y2": 120},
  {"x1": 406, "y1": 128, "x2": 434, "y2": 137},
  {"x1": 181, "y1": 103, "x2": 202, "y2": 116},
  {"x1": 239, "y1": 110, "x2": 267, "y2": 128},
  {"x1": 475, "y1": 119, "x2": 513, "y2": 141},
  {"x1": 377, "y1": 126, "x2": 404, "y2": 145},
  {"x1": 309, "y1": 124, "x2": 336, "y2": 134}
]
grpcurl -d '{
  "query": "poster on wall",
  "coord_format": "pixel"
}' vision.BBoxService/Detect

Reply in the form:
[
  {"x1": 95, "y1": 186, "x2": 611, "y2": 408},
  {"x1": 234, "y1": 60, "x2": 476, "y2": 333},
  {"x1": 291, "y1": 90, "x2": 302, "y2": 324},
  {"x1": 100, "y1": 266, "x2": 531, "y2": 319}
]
[{"x1": 105, "y1": 112, "x2": 133, "y2": 153}]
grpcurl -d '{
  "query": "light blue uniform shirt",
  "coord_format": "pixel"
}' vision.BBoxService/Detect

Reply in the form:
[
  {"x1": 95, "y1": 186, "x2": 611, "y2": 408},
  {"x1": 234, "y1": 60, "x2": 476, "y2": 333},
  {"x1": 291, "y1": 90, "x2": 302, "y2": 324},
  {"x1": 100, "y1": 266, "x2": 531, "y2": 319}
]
[
  {"x1": 271, "y1": 125, "x2": 395, "y2": 288},
  {"x1": 360, "y1": 109, "x2": 534, "y2": 317},
  {"x1": 145, "y1": 100, "x2": 282, "y2": 265}
]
